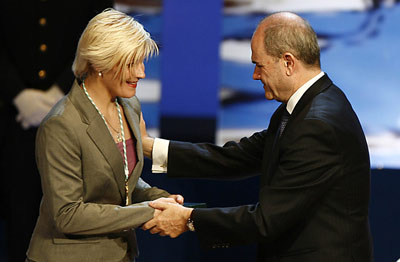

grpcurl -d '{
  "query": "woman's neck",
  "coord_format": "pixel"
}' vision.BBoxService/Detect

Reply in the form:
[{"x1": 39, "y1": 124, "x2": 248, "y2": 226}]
[{"x1": 83, "y1": 76, "x2": 116, "y2": 116}]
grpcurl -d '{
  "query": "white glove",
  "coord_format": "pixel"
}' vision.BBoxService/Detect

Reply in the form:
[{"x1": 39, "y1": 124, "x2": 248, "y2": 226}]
[
  {"x1": 46, "y1": 84, "x2": 64, "y2": 102},
  {"x1": 13, "y1": 84, "x2": 64, "y2": 129}
]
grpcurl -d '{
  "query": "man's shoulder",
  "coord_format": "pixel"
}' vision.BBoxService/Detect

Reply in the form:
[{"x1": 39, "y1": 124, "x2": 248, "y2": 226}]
[
  {"x1": 302, "y1": 84, "x2": 362, "y2": 135},
  {"x1": 308, "y1": 84, "x2": 352, "y2": 117}
]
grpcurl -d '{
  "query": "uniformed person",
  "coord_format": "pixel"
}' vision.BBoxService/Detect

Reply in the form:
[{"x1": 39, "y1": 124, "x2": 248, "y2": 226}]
[{"x1": 0, "y1": 1, "x2": 113, "y2": 260}]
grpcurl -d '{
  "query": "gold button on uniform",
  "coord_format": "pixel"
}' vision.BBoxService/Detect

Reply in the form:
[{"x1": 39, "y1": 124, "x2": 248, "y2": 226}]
[
  {"x1": 39, "y1": 44, "x2": 47, "y2": 52},
  {"x1": 39, "y1": 17, "x2": 47, "y2": 26},
  {"x1": 38, "y1": 70, "x2": 46, "y2": 79}
]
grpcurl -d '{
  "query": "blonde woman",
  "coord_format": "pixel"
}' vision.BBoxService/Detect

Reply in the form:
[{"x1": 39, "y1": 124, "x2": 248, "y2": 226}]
[{"x1": 26, "y1": 9, "x2": 182, "y2": 262}]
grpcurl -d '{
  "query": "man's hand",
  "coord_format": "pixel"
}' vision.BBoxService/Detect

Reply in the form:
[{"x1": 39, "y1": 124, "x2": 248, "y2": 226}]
[
  {"x1": 140, "y1": 112, "x2": 155, "y2": 158},
  {"x1": 143, "y1": 200, "x2": 193, "y2": 238}
]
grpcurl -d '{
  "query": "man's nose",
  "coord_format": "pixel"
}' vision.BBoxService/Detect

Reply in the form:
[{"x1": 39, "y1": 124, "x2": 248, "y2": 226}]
[{"x1": 253, "y1": 68, "x2": 260, "y2": 80}]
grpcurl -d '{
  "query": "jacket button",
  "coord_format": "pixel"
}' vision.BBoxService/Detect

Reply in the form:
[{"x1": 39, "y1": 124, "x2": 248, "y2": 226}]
[
  {"x1": 39, "y1": 17, "x2": 47, "y2": 26},
  {"x1": 39, "y1": 44, "x2": 47, "y2": 52},
  {"x1": 38, "y1": 70, "x2": 46, "y2": 79}
]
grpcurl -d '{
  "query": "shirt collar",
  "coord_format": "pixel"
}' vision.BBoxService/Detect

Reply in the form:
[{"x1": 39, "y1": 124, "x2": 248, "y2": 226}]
[{"x1": 286, "y1": 71, "x2": 325, "y2": 114}]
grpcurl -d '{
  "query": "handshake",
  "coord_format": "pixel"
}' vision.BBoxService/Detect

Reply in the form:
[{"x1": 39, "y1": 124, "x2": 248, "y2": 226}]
[{"x1": 142, "y1": 195, "x2": 194, "y2": 238}]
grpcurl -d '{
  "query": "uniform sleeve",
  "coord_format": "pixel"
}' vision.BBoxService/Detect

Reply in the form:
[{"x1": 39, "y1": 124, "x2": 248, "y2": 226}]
[{"x1": 0, "y1": 35, "x2": 27, "y2": 101}]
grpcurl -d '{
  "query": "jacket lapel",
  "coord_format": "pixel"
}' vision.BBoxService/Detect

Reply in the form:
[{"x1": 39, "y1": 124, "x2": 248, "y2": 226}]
[
  {"x1": 273, "y1": 74, "x2": 332, "y2": 143},
  {"x1": 260, "y1": 104, "x2": 285, "y2": 185},
  {"x1": 262, "y1": 104, "x2": 286, "y2": 185},
  {"x1": 263, "y1": 74, "x2": 333, "y2": 185},
  {"x1": 86, "y1": 119, "x2": 127, "y2": 200},
  {"x1": 290, "y1": 74, "x2": 332, "y2": 119},
  {"x1": 69, "y1": 81, "x2": 127, "y2": 202},
  {"x1": 118, "y1": 98, "x2": 143, "y2": 190}
]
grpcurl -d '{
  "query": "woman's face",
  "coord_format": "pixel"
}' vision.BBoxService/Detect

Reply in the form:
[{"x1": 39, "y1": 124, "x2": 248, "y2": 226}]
[{"x1": 102, "y1": 62, "x2": 146, "y2": 98}]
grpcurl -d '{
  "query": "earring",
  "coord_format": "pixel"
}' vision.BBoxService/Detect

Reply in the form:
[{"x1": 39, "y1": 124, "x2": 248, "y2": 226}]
[{"x1": 98, "y1": 72, "x2": 102, "y2": 77}]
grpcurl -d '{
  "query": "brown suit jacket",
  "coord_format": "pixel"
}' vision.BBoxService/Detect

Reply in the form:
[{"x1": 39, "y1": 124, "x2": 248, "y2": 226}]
[{"x1": 27, "y1": 81, "x2": 169, "y2": 261}]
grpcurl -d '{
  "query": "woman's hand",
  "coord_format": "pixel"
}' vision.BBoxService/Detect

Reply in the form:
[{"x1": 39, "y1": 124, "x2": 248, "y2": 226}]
[{"x1": 167, "y1": 194, "x2": 184, "y2": 205}]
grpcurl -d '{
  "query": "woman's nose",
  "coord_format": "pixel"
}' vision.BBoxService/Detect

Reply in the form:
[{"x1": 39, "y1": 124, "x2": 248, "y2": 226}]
[{"x1": 136, "y1": 63, "x2": 145, "y2": 79}]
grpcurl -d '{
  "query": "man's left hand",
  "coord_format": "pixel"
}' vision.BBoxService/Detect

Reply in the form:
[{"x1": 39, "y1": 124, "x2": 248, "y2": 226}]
[{"x1": 142, "y1": 200, "x2": 193, "y2": 238}]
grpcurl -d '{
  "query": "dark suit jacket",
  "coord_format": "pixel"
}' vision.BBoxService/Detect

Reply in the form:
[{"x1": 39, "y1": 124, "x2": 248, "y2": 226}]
[
  {"x1": 27, "y1": 81, "x2": 169, "y2": 262},
  {"x1": 167, "y1": 75, "x2": 373, "y2": 261}
]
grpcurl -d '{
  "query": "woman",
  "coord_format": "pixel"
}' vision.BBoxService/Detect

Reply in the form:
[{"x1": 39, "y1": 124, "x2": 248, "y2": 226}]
[{"x1": 26, "y1": 9, "x2": 181, "y2": 262}]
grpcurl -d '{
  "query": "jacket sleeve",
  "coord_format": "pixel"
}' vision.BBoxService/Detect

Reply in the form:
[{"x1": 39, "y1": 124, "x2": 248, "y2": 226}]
[
  {"x1": 36, "y1": 114, "x2": 156, "y2": 235},
  {"x1": 131, "y1": 177, "x2": 170, "y2": 203},
  {"x1": 167, "y1": 129, "x2": 269, "y2": 180},
  {"x1": 188, "y1": 119, "x2": 342, "y2": 248}
]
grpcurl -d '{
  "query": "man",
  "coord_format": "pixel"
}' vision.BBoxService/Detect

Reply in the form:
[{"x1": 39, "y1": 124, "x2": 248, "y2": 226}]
[{"x1": 142, "y1": 12, "x2": 373, "y2": 261}]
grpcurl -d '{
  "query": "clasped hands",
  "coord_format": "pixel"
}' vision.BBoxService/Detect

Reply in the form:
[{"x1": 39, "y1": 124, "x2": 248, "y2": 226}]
[
  {"x1": 143, "y1": 195, "x2": 193, "y2": 238},
  {"x1": 140, "y1": 114, "x2": 193, "y2": 238}
]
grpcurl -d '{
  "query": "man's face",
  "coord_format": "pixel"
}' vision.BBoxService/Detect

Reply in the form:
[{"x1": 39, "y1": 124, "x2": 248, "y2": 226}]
[{"x1": 251, "y1": 31, "x2": 291, "y2": 103}]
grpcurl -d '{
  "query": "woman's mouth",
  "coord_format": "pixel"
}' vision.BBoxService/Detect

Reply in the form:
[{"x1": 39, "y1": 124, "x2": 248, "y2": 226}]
[{"x1": 126, "y1": 81, "x2": 137, "y2": 88}]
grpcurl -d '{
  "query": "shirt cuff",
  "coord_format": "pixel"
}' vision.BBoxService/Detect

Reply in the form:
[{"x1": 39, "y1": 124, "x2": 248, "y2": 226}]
[{"x1": 152, "y1": 138, "x2": 170, "y2": 173}]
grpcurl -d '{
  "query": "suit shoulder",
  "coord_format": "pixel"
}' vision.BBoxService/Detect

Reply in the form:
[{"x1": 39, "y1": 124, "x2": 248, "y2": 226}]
[
  {"x1": 306, "y1": 84, "x2": 363, "y2": 134},
  {"x1": 307, "y1": 85, "x2": 354, "y2": 119},
  {"x1": 40, "y1": 95, "x2": 81, "y2": 131}
]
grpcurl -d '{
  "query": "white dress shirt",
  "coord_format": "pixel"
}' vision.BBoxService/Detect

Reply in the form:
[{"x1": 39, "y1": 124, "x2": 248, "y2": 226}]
[{"x1": 286, "y1": 71, "x2": 324, "y2": 114}]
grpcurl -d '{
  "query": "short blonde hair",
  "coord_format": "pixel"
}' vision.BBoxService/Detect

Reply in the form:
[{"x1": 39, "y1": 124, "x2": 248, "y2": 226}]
[{"x1": 72, "y1": 8, "x2": 158, "y2": 82}]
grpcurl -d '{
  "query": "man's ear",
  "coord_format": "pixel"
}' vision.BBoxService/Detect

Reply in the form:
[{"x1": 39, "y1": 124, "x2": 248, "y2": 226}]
[{"x1": 283, "y1": 52, "x2": 295, "y2": 75}]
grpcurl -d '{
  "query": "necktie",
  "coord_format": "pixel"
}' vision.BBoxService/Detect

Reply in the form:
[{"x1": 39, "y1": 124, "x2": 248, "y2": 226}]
[{"x1": 278, "y1": 109, "x2": 290, "y2": 138}]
